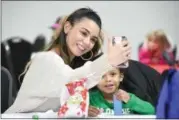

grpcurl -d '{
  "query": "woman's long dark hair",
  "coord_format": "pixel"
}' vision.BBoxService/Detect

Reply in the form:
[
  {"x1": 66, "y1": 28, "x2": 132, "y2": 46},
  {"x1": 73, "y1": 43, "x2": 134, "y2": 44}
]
[{"x1": 46, "y1": 7, "x2": 104, "y2": 65}]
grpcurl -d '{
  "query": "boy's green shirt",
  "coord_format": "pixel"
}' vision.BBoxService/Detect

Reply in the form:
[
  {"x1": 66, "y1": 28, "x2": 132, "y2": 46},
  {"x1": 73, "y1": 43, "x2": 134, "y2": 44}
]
[{"x1": 89, "y1": 90, "x2": 155, "y2": 115}]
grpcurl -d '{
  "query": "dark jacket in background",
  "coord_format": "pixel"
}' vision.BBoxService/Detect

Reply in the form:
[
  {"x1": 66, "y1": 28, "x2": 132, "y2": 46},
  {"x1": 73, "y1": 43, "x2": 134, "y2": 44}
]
[{"x1": 120, "y1": 60, "x2": 163, "y2": 106}]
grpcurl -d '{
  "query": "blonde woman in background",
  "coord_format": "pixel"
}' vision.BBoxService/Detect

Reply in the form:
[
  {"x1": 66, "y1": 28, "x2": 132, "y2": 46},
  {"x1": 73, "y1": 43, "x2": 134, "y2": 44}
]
[
  {"x1": 6, "y1": 8, "x2": 131, "y2": 113},
  {"x1": 139, "y1": 29, "x2": 174, "y2": 65},
  {"x1": 50, "y1": 16, "x2": 64, "y2": 40}
]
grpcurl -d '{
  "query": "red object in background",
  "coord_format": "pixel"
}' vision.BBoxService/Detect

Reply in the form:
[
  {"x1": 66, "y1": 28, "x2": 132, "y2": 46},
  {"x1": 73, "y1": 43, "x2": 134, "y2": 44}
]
[{"x1": 149, "y1": 64, "x2": 179, "y2": 74}]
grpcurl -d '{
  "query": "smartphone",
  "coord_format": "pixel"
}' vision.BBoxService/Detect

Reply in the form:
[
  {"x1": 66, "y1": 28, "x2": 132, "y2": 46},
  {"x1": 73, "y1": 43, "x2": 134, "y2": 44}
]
[
  {"x1": 112, "y1": 36, "x2": 129, "y2": 68},
  {"x1": 112, "y1": 36, "x2": 127, "y2": 45}
]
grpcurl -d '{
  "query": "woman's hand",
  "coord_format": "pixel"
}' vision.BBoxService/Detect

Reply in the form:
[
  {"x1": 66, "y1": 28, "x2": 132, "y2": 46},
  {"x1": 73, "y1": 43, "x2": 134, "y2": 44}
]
[
  {"x1": 88, "y1": 105, "x2": 100, "y2": 117},
  {"x1": 115, "y1": 89, "x2": 130, "y2": 103},
  {"x1": 107, "y1": 37, "x2": 131, "y2": 67}
]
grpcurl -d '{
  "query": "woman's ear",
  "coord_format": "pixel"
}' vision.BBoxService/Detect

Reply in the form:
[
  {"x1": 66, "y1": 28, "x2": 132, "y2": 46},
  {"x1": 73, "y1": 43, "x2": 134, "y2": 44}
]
[{"x1": 64, "y1": 21, "x2": 72, "y2": 34}]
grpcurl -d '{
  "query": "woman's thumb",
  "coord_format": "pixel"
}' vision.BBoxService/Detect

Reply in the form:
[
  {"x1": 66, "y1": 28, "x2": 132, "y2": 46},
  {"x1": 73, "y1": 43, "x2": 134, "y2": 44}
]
[{"x1": 107, "y1": 36, "x2": 113, "y2": 50}]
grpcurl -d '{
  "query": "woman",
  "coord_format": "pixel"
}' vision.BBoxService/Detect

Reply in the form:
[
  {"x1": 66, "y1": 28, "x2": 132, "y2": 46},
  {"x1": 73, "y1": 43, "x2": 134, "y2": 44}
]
[{"x1": 6, "y1": 8, "x2": 131, "y2": 113}]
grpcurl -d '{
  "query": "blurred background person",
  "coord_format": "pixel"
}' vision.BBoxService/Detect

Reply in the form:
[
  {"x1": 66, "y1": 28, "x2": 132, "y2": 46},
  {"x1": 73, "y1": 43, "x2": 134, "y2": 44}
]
[
  {"x1": 50, "y1": 16, "x2": 63, "y2": 40},
  {"x1": 50, "y1": 16, "x2": 62, "y2": 30},
  {"x1": 33, "y1": 34, "x2": 46, "y2": 52},
  {"x1": 139, "y1": 29, "x2": 174, "y2": 65},
  {"x1": 31, "y1": 34, "x2": 47, "y2": 59},
  {"x1": 31, "y1": 16, "x2": 63, "y2": 59}
]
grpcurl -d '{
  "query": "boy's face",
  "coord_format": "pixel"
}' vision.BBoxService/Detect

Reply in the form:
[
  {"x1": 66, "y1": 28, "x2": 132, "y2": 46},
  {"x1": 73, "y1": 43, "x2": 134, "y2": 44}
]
[{"x1": 97, "y1": 69, "x2": 122, "y2": 94}]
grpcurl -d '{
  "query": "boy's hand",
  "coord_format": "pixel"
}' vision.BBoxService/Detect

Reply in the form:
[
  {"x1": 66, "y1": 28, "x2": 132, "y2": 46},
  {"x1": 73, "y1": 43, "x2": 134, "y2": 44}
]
[
  {"x1": 88, "y1": 105, "x2": 100, "y2": 117},
  {"x1": 116, "y1": 89, "x2": 130, "y2": 103}
]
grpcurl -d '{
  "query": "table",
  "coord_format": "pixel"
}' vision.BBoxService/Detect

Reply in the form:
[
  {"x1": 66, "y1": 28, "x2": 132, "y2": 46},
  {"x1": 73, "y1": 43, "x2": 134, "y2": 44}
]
[
  {"x1": 1, "y1": 110, "x2": 57, "y2": 120},
  {"x1": 1, "y1": 110, "x2": 156, "y2": 120},
  {"x1": 149, "y1": 64, "x2": 179, "y2": 74}
]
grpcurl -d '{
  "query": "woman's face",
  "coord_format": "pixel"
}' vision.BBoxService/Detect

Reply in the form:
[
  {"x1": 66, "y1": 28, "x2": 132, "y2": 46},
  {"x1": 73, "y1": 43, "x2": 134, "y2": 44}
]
[{"x1": 64, "y1": 17, "x2": 100, "y2": 57}]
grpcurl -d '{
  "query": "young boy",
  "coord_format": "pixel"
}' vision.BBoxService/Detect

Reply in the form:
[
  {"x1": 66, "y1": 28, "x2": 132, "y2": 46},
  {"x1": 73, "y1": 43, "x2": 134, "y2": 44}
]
[{"x1": 89, "y1": 68, "x2": 155, "y2": 117}]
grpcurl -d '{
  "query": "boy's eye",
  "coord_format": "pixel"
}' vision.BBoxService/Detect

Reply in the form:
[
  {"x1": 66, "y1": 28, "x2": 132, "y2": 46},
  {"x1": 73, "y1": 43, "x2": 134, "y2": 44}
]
[
  {"x1": 102, "y1": 75, "x2": 105, "y2": 79},
  {"x1": 110, "y1": 72, "x2": 116, "y2": 76}
]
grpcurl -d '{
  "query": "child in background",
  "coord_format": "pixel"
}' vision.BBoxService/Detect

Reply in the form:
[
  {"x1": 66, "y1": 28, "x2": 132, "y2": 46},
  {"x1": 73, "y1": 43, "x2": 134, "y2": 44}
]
[
  {"x1": 50, "y1": 16, "x2": 63, "y2": 30},
  {"x1": 50, "y1": 16, "x2": 64, "y2": 41},
  {"x1": 88, "y1": 68, "x2": 155, "y2": 117},
  {"x1": 139, "y1": 29, "x2": 174, "y2": 65}
]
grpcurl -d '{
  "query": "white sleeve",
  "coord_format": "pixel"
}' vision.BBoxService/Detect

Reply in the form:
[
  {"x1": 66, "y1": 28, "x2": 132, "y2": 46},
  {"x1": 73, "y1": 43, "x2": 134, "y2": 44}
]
[
  {"x1": 48, "y1": 52, "x2": 113, "y2": 89},
  {"x1": 48, "y1": 51, "x2": 112, "y2": 88},
  {"x1": 42, "y1": 51, "x2": 113, "y2": 90}
]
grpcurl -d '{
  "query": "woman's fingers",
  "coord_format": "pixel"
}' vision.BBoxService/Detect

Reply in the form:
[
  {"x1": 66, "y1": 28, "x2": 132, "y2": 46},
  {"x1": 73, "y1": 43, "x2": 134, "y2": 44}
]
[
  {"x1": 122, "y1": 43, "x2": 131, "y2": 60},
  {"x1": 124, "y1": 49, "x2": 131, "y2": 58},
  {"x1": 107, "y1": 36, "x2": 132, "y2": 66},
  {"x1": 107, "y1": 36, "x2": 113, "y2": 50},
  {"x1": 121, "y1": 40, "x2": 129, "y2": 47}
]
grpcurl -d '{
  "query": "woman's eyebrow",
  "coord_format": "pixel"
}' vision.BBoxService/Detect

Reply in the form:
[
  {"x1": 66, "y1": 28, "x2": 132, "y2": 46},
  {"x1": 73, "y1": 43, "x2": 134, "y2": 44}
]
[
  {"x1": 81, "y1": 27, "x2": 98, "y2": 38},
  {"x1": 81, "y1": 27, "x2": 90, "y2": 34}
]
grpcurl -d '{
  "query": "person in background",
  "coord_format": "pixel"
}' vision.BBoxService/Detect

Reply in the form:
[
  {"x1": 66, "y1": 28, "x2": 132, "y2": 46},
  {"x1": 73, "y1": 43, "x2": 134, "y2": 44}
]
[
  {"x1": 88, "y1": 68, "x2": 155, "y2": 117},
  {"x1": 50, "y1": 16, "x2": 63, "y2": 30},
  {"x1": 50, "y1": 16, "x2": 64, "y2": 40},
  {"x1": 31, "y1": 34, "x2": 47, "y2": 59},
  {"x1": 5, "y1": 7, "x2": 131, "y2": 113},
  {"x1": 139, "y1": 29, "x2": 174, "y2": 65}
]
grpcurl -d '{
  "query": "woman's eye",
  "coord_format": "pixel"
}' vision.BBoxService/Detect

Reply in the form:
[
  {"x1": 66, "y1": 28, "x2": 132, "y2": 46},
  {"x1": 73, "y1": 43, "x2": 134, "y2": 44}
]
[
  {"x1": 91, "y1": 38, "x2": 96, "y2": 43},
  {"x1": 81, "y1": 32, "x2": 87, "y2": 37}
]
